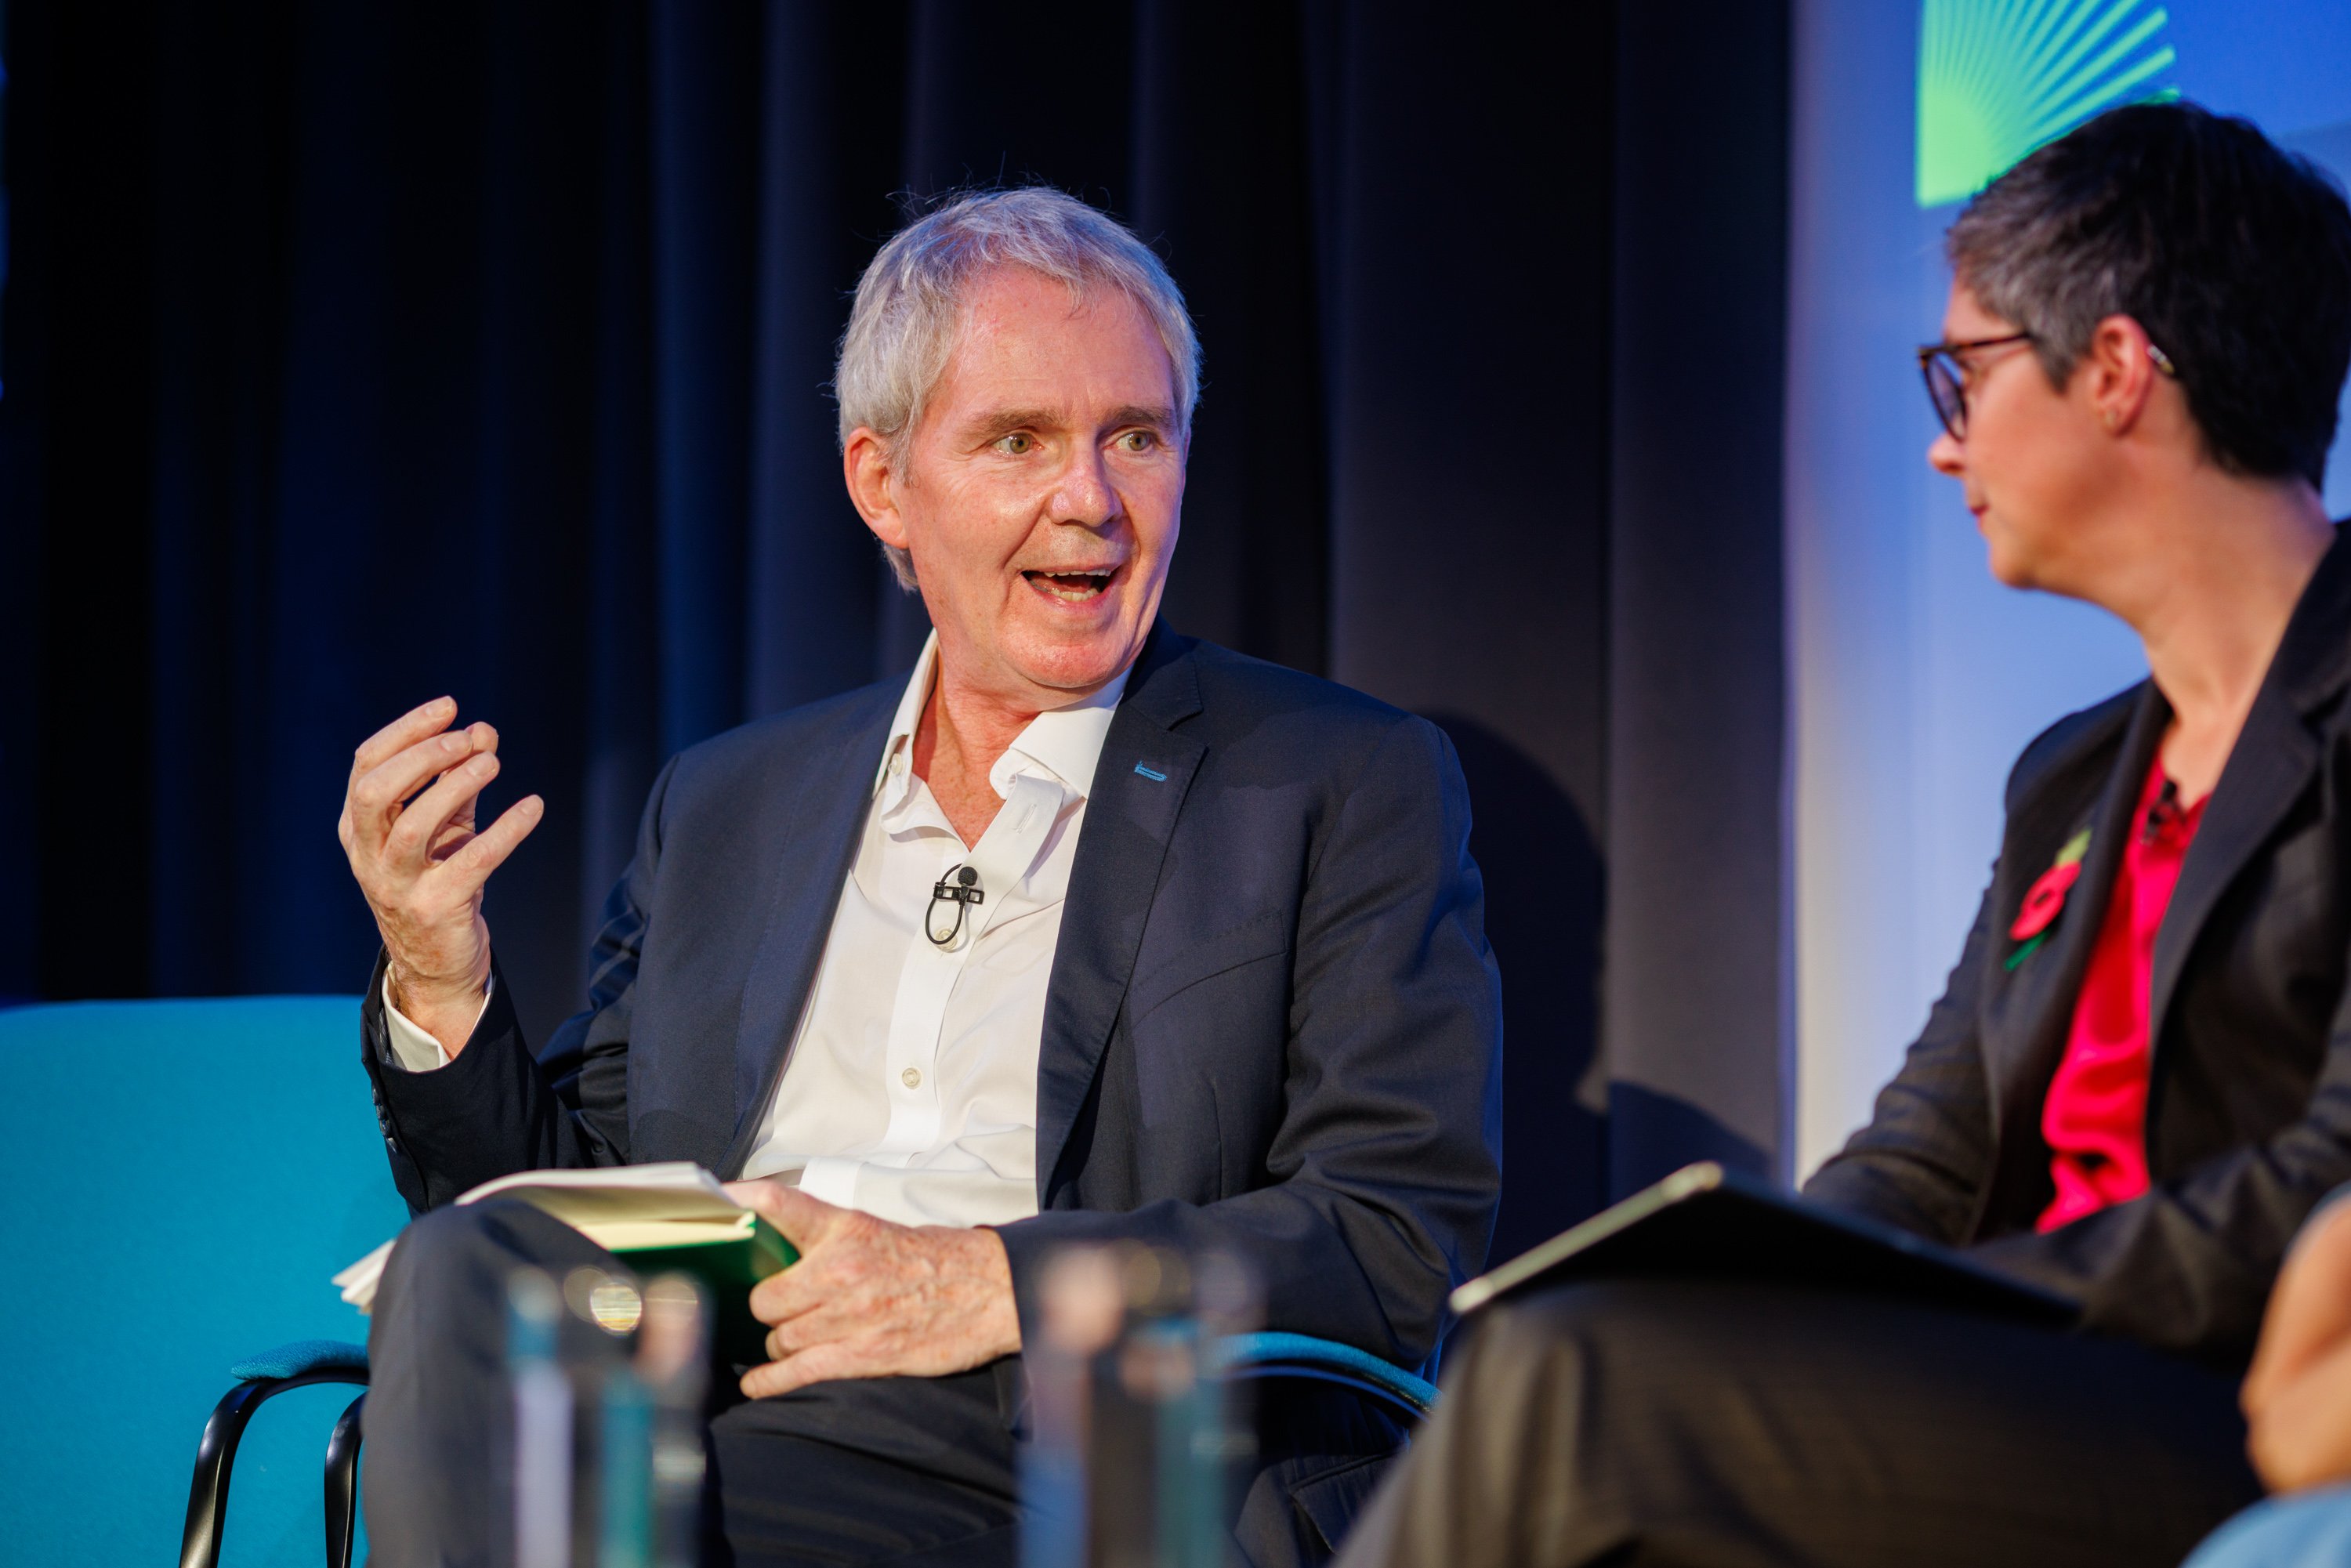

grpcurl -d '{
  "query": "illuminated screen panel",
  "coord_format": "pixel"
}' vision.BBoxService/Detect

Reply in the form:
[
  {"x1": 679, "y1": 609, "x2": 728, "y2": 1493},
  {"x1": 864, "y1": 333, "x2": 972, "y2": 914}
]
[{"x1": 1916, "y1": 0, "x2": 2179, "y2": 208}]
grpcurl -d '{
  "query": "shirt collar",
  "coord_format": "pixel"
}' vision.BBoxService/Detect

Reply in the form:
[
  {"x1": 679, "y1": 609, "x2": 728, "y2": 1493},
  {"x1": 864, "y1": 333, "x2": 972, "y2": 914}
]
[
  {"x1": 873, "y1": 632, "x2": 1131, "y2": 806},
  {"x1": 991, "y1": 664, "x2": 1128, "y2": 800},
  {"x1": 874, "y1": 636, "x2": 940, "y2": 802}
]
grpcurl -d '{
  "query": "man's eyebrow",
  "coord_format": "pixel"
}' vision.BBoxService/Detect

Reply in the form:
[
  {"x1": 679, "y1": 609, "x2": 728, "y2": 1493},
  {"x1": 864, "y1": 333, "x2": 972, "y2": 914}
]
[
  {"x1": 961, "y1": 407, "x2": 1061, "y2": 442},
  {"x1": 958, "y1": 404, "x2": 1180, "y2": 441},
  {"x1": 1107, "y1": 404, "x2": 1179, "y2": 432}
]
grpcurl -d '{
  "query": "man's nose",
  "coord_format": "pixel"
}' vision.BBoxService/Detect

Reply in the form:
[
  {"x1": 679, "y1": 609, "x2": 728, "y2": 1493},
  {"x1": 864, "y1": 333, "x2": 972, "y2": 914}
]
[{"x1": 1049, "y1": 445, "x2": 1119, "y2": 526}]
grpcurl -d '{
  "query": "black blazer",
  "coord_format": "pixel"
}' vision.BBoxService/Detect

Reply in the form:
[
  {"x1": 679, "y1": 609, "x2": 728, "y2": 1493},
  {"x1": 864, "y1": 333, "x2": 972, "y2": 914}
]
[
  {"x1": 1806, "y1": 525, "x2": 2351, "y2": 1367},
  {"x1": 361, "y1": 626, "x2": 1505, "y2": 1368}
]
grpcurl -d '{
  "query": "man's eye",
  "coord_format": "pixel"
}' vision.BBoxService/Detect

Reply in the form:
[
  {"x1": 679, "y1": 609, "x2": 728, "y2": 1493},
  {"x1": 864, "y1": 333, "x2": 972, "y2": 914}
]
[
  {"x1": 994, "y1": 433, "x2": 1035, "y2": 455},
  {"x1": 1114, "y1": 429, "x2": 1158, "y2": 453}
]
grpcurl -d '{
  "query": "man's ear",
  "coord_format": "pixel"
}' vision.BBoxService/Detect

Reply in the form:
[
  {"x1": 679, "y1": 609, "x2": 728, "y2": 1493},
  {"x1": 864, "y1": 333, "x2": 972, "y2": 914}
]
[
  {"x1": 2081, "y1": 313, "x2": 2164, "y2": 437},
  {"x1": 843, "y1": 429, "x2": 911, "y2": 553}
]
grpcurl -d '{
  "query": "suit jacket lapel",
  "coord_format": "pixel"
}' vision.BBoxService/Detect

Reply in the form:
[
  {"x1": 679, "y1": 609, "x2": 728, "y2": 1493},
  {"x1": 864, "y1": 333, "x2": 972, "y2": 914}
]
[
  {"x1": 1033, "y1": 625, "x2": 1206, "y2": 1202},
  {"x1": 2146, "y1": 692, "x2": 2317, "y2": 1048},
  {"x1": 2149, "y1": 526, "x2": 2351, "y2": 1055},
  {"x1": 1981, "y1": 686, "x2": 2161, "y2": 1141},
  {"x1": 716, "y1": 686, "x2": 900, "y2": 1176}
]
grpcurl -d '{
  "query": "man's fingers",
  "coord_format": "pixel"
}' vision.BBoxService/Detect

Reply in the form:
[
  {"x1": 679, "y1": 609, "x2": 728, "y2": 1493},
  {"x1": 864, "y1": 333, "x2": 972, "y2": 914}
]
[
  {"x1": 739, "y1": 1341, "x2": 864, "y2": 1401},
  {"x1": 731, "y1": 1185, "x2": 859, "y2": 1327},
  {"x1": 350, "y1": 697, "x2": 459, "y2": 783},
  {"x1": 726, "y1": 1181, "x2": 846, "y2": 1251},
  {"x1": 748, "y1": 1261, "x2": 844, "y2": 1334},
  {"x1": 760, "y1": 1302, "x2": 861, "y2": 1360},
  {"x1": 348, "y1": 724, "x2": 498, "y2": 851},
  {"x1": 435, "y1": 795, "x2": 545, "y2": 892},
  {"x1": 382, "y1": 751, "x2": 502, "y2": 872}
]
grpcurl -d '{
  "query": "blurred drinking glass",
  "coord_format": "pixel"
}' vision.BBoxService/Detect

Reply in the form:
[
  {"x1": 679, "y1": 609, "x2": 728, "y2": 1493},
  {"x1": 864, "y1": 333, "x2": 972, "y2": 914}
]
[
  {"x1": 509, "y1": 1268, "x2": 573, "y2": 1568},
  {"x1": 510, "y1": 1264, "x2": 708, "y2": 1568},
  {"x1": 1023, "y1": 1244, "x2": 1260, "y2": 1568}
]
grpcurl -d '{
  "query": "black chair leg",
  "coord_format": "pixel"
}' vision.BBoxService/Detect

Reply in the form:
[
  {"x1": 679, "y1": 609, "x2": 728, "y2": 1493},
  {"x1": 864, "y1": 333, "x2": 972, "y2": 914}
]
[
  {"x1": 325, "y1": 1392, "x2": 365, "y2": 1568},
  {"x1": 179, "y1": 1370, "x2": 372, "y2": 1568},
  {"x1": 180, "y1": 1381, "x2": 270, "y2": 1568}
]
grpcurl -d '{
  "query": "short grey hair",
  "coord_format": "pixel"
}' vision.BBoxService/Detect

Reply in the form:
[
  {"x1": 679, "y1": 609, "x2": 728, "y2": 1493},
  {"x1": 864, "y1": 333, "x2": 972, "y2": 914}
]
[
  {"x1": 835, "y1": 187, "x2": 1201, "y2": 589},
  {"x1": 1943, "y1": 101, "x2": 2351, "y2": 487},
  {"x1": 1945, "y1": 142, "x2": 2145, "y2": 399}
]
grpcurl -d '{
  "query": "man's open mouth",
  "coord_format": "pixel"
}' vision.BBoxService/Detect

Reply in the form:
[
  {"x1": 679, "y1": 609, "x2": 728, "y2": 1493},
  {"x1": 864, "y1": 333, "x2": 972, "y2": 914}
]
[{"x1": 1022, "y1": 566, "x2": 1121, "y2": 603}]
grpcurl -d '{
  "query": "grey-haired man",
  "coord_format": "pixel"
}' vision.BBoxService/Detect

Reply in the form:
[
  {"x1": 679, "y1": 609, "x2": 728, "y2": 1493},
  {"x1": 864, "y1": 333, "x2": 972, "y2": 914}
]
[{"x1": 339, "y1": 188, "x2": 1503, "y2": 1567}]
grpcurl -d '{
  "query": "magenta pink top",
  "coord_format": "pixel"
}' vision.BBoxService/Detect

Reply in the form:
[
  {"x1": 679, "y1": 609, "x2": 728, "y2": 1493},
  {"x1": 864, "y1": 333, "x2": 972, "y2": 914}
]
[{"x1": 2036, "y1": 758, "x2": 2208, "y2": 1233}]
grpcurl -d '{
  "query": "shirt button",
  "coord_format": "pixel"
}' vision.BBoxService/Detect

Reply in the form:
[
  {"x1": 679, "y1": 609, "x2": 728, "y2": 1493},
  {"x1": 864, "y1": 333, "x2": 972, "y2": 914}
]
[
  {"x1": 901, "y1": 1066, "x2": 922, "y2": 1088},
  {"x1": 889, "y1": 752, "x2": 906, "y2": 777}
]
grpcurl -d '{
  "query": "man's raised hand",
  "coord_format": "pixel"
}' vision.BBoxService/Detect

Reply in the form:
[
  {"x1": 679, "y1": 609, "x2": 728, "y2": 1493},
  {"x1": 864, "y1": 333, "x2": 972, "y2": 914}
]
[
  {"x1": 725, "y1": 1181, "x2": 1023, "y2": 1400},
  {"x1": 338, "y1": 696, "x2": 544, "y2": 1057}
]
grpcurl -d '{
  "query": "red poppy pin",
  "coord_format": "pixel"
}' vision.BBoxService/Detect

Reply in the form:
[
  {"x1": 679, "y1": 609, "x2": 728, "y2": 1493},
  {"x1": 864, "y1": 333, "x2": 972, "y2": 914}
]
[{"x1": 2006, "y1": 828, "x2": 2090, "y2": 971}]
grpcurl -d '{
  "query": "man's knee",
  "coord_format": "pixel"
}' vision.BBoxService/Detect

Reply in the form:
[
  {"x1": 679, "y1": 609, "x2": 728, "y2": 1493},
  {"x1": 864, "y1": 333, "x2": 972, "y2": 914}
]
[
  {"x1": 376, "y1": 1198, "x2": 600, "y2": 1327},
  {"x1": 709, "y1": 1363, "x2": 1014, "y2": 1456},
  {"x1": 706, "y1": 1368, "x2": 1023, "y2": 1565},
  {"x1": 380, "y1": 1200, "x2": 504, "y2": 1298}
]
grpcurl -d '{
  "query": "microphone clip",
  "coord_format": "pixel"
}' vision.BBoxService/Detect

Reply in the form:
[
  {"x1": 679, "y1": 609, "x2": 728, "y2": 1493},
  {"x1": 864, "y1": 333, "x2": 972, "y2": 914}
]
[
  {"x1": 927, "y1": 864, "x2": 984, "y2": 947},
  {"x1": 2143, "y1": 778, "x2": 2182, "y2": 844}
]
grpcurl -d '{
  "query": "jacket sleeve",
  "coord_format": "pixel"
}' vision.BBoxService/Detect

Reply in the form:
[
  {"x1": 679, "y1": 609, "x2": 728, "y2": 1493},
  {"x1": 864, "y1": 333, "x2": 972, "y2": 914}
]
[
  {"x1": 1802, "y1": 712, "x2": 2102, "y2": 1244},
  {"x1": 360, "y1": 757, "x2": 679, "y2": 1213},
  {"x1": 992, "y1": 715, "x2": 1505, "y2": 1369},
  {"x1": 1966, "y1": 976, "x2": 2351, "y2": 1366},
  {"x1": 1800, "y1": 875, "x2": 2003, "y2": 1247}
]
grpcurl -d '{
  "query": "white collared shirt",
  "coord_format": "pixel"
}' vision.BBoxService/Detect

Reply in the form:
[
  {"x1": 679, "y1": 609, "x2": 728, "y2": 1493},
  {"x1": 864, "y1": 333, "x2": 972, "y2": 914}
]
[{"x1": 383, "y1": 633, "x2": 1124, "y2": 1231}]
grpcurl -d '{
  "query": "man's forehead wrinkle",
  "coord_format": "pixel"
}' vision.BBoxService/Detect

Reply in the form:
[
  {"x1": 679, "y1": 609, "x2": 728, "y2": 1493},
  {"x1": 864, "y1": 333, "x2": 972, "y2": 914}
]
[
  {"x1": 918, "y1": 268, "x2": 1181, "y2": 450},
  {"x1": 956, "y1": 265, "x2": 1104, "y2": 342}
]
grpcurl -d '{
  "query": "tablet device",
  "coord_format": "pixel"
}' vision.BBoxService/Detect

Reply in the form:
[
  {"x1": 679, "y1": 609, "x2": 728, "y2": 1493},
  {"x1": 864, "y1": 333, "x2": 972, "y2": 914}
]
[{"x1": 1451, "y1": 1161, "x2": 2079, "y2": 1327}]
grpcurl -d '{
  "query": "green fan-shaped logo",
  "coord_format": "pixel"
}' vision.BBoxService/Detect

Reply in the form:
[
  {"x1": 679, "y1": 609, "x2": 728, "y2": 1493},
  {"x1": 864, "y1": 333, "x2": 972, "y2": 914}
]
[{"x1": 1916, "y1": 0, "x2": 2178, "y2": 208}]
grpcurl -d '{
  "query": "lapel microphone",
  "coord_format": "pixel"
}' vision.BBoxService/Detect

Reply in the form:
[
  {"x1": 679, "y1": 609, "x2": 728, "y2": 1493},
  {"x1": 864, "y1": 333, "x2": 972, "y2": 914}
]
[
  {"x1": 927, "y1": 864, "x2": 984, "y2": 946},
  {"x1": 2143, "y1": 778, "x2": 2182, "y2": 844}
]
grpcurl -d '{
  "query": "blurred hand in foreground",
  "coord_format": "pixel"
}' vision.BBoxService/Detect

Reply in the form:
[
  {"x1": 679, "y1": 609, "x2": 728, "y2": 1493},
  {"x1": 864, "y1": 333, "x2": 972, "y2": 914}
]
[
  {"x1": 726, "y1": 1179, "x2": 1021, "y2": 1400},
  {"x1": 2244, "y1": 1197, "x2": 2351, "y2": 1490},
  {"x1": 338, "y1": 696, "x2": 543, "y2": 1056}
]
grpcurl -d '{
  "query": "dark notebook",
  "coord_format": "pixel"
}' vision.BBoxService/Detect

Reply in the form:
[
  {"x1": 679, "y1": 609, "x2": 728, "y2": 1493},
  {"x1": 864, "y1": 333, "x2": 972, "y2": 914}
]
[{"x1": 1451, "y1": 1161, "x2": 2079, "y2": 1327}]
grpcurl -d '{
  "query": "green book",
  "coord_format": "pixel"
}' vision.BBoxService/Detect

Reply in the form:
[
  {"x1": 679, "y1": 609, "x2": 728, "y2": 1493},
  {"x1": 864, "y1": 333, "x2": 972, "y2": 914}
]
[
  {"x1": 610, "y1": 1208, "x2": 799, "y2": 1369},
  {"x1": 337, "y1": 1162, "x2": 799, "y2": 1367}
]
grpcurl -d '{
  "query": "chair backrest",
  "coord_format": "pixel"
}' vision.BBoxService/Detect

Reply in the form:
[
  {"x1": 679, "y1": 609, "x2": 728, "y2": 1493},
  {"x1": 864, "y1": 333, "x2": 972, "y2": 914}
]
[{"x1": 0, "y1": 997, "x2": 406, "y2": 1568}]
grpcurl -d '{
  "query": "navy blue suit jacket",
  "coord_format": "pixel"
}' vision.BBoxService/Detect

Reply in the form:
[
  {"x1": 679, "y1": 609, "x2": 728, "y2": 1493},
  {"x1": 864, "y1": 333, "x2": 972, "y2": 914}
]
[{"x1": 363, "y1": 625, "x2": 1505, "y2": 1367}]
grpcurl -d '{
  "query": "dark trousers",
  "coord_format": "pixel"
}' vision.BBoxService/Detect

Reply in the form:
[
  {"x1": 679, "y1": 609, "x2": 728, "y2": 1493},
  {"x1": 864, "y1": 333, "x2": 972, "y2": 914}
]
[
  {"x1": 1334, "y1": 1280, "x2": 2263, "y2": 1568},
  {"x1": 364, "y1": 1200, "x2": 1020, "y2": 1566},
  {"x1": 363, "y1": 1200, "x2": 1400, "y2": 1567}
]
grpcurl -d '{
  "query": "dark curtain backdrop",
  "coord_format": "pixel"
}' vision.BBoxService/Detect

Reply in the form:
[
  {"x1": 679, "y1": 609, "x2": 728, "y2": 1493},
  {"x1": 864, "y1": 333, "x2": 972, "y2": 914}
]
[{"x1": 1, "y1": 1, "x2": 1787, "y2": 1250}]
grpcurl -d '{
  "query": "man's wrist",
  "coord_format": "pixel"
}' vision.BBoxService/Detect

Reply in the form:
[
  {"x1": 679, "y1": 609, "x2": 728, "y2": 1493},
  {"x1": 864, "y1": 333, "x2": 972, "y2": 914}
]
[
  {"x1": 966, "y1": 1226, "x2": 1023, "y2": 1356},
  {"x1": 386, "y1": 963, "x2": 492, "y2": 1058},
  {"x1": 386, "y1": 953, "x2": 487, "y2": 1011}
]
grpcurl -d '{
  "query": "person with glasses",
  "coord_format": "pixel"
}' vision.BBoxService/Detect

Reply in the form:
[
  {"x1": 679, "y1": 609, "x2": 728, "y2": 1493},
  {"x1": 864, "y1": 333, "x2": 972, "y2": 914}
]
[{"x1": 1338, "y1": 101, "x2": 2351, "y2": 1568}]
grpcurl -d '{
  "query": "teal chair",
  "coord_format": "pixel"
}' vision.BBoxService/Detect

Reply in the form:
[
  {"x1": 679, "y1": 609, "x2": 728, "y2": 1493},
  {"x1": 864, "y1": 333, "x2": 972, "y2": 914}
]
[
  {"x1": 0, "y1": 996, "x2": 1436, "y2": 1567},
  {"x1": 0, "y1": 998, "x2": 403, "y2": 1568}
]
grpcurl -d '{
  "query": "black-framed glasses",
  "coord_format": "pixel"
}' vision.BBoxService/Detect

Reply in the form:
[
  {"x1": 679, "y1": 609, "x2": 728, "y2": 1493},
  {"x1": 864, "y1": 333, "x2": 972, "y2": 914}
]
[
  {"x1": 1916, "y1": 332, "x2": 2034, "y2": 440},
  {"x1": 1917, "y1": 331, "x2": 2179, "y2": 440}
]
